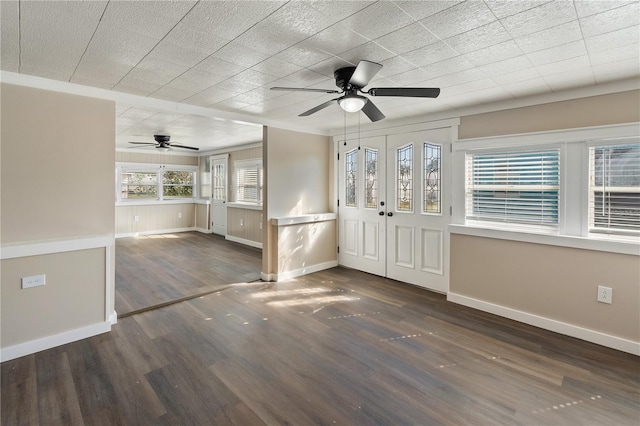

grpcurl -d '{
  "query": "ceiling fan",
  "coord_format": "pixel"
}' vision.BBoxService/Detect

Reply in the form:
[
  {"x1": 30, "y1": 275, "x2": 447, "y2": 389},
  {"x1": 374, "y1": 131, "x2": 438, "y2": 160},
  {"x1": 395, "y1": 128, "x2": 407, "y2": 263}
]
[
  {"x1": 128, "y1": 134, "x2": 199, "y2": 151},
  {"x1": 271, "y1": 60, "x2": 440, "y2": 122}
]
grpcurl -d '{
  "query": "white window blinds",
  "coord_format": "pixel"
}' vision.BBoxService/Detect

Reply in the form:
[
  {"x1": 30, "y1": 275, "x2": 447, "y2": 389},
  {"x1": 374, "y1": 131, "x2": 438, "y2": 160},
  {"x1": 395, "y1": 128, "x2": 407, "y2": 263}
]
[
  {"x1": 466, "y1": 150, "x2": 560, "y2": 227},
  {"x1": 589, "y1": 144, "x2": 640, "y2": 235},
  {"x1": 235, "y1": 160, "x2": 262, "y2": 203}
]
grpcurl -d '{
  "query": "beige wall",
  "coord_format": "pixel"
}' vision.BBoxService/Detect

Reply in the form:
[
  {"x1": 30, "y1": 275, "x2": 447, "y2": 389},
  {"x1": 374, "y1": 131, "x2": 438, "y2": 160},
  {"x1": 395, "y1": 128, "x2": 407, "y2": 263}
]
[
  {"x1": 1, "y1": 83, "x2": 114, "y2": 354},
  {"x1": 277, "y1": 221, "x2": 336, "y2": 273},
  {"x1": 1, "y1": 249, "x2": 106, "y2": 347},
  {"x1": 263, "y1": 127, "x2": 334, "y2": 276},
  {"x1": 115, "y1": 203, "x2": 195, "y2": 235},
  {"x1": 452, "y1": 90, "x2": 640, "y2": 347},
  {"x1": 451, "y1": 235, "x2": 639, "y2": 341},
  {"x1": 195, "y1": 203, "x2": 210, "y2": 230},
  {"x1": 1, "y1": 84, "x2": 115, "y2": 243},
  {"x1": 227, "y1": 207, "x2": 262, "y2": 243},
  {"x1": 459, "y1": 90, "x2": 640, "y2": 139}
]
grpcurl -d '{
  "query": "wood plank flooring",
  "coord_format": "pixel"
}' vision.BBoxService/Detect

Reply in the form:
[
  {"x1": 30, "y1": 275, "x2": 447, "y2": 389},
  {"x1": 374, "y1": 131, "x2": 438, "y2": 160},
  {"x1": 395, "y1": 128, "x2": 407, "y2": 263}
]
[
  {"x1": 115, "y1": 232, "x2": 262, "y2": 316},
  {"x1": 3, "y1": 265, "x2": 639, "y2": 425}
]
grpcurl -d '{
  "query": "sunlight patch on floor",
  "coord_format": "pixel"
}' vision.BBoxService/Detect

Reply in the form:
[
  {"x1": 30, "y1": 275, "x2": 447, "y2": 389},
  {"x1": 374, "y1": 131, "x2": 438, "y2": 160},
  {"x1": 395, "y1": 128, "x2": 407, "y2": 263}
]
[{"x1": 267, "y1": 295, "x2": 358, "y2": 307}]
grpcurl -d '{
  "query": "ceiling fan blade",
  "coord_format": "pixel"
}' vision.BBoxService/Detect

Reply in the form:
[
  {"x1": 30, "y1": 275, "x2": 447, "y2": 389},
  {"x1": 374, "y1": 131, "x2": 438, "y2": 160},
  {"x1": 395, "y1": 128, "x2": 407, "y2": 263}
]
[
  {"x1": 361, "y1": 99, "x2": 385, "y2": 122},
  {"x1": 299, "y1": 98, "x2": 340, "y2": 116},
  {"x1": 271, "y1": 86, "x2": 341, "y2": 94},
  {"x1": 170, "y1": 143, "x2": 199, "y2": 151},
  {"x1": 349, "y1": 60, "x2": 382, "y2": 88},
  {"x1": 128, "y1": 142, "x2": 157, "y2": 145},
  {"x1": 367, "y1": 87, "x2": 440, "y2": 98}
]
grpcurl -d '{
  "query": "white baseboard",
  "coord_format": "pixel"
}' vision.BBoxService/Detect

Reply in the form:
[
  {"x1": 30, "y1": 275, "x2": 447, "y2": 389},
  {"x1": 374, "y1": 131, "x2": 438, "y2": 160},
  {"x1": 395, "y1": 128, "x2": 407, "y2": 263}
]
[
  {"x1": 194, "y1": 227, "x2": 212, "y2": 234},
  {"x1": 115, "y1": 227, "x2": 195, "y2": 238},
  {"x1": 261, "y1": 272, "x2": 276, "y2": 282},
  {"x1": 263, "y1": 260, "x2": 339, "y2": 282},
  {"x1": 447, "y1": 292, "x2": 640, "y2": 356},
  {"x1": 225, "y1": 235, "x2": 262, "y2": 249},
  {"x1": 110, "y1": 311, "x2": 118, "y2": 325},
  {"x1": 0, "y1": 321, "x2": 112, "y2": 362}
]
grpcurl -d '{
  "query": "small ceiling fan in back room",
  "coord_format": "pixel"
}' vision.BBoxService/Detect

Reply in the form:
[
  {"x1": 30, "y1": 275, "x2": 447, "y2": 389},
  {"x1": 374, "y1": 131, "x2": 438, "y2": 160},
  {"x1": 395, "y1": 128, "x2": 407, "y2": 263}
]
[
  {"x1": 271, "y1": 60, "x2": 440, "y2": 122},
  {"x1": 128, "y1": 135, "x2": 199, "y2": 151}
]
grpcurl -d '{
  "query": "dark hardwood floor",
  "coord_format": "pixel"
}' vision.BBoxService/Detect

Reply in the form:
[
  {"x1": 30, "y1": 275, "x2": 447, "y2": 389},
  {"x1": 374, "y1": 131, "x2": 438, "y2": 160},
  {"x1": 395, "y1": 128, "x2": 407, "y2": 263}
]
[
  {"x1": 3, "y1": 258, "x2": 639, "y2": 424},
  {"x1": 115, "y1": 232, "x2": 262, "y2": 316}
]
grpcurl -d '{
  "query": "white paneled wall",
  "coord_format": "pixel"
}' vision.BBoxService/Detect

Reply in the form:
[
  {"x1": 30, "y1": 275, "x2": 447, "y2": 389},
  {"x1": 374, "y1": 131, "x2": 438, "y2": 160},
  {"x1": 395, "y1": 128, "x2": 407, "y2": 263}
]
[{"x1": 116, "y1": 203, "x2": 195, "y2": 236}]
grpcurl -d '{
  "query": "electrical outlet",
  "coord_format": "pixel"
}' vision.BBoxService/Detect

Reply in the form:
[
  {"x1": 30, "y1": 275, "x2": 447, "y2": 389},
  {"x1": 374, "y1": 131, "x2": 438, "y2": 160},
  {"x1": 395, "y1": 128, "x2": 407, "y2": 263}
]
[
  {"x1": 22, "y1": 274, "x2": 46, "y2": 289},
  {"x1": 597, "y1": 286, "x2": 612, "y2": 304},
  {"x1": 134, "y1": 215, "x2": 139, "y2": 222},
  {"x1": 178, "y1": 212, "x2": 182, "y2": 219},
  {"x1": 240, "y1": 219, "x2": 244, "y2": 226}
]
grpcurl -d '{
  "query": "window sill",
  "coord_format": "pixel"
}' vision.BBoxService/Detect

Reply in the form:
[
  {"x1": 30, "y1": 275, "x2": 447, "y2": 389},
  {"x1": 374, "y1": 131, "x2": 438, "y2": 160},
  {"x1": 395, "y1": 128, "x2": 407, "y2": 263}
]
[
  {"x1": 226, "y1": 202, "x2": 263, "y2": 211},
  {"x1": 449, "y1": 224, "x2": 639, "y2": 256},
  {"x1": 115, "y1": 199, "x2": 197, "y2": 207}
]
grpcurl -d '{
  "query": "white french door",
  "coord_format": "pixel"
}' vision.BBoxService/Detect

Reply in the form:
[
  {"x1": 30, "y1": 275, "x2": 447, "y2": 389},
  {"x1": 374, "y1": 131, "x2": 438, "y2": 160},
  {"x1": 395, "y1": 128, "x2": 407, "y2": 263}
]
[
  {"x1": 338, "y1": 128, "x2": 451, "y2": 293},
  {"x1": 211, "y1": 154, "x2": 228, "y2": 236},
  {"x1": 338, "y1": 136, "x2": 386, "y2": 276}
]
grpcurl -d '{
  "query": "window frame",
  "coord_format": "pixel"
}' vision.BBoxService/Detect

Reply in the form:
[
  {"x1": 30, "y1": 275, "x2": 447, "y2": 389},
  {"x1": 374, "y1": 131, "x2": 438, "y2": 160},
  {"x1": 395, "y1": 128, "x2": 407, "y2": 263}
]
[
  {"x1": 464, "y1": 147, "x2": 561, "y2": 232},
  {"x1": 234, "y1": 158, "x2": 263, "y2": 205},
  {"x1": 451, "y1": 123, "x2": 639, "y2": 256},
  {"x1": 587, "y1": 140, "x2": 640, "y2": 237},
  {"x1": 116, "y1": 162, "x2": 198, "y2": 204}
]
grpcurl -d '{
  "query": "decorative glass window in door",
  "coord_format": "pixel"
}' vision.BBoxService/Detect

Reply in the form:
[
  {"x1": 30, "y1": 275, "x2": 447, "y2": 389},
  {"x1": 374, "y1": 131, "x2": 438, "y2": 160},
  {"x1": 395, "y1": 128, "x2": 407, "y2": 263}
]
[
  {"x1": 364, "y1": 148, "x2": 378, "y2": 209},
  {"x1": 397, "y1": 144, "x2": 413, "y2": 212},
  {"x1": 423, "y1": 143, "x2": 441, "y2": 214},
  {"x1": 345, "y1": 149, "x2": 358, "y2": 207},
  {"x1": 213, "y1": 162, "x2": 226, "y2": 201}
]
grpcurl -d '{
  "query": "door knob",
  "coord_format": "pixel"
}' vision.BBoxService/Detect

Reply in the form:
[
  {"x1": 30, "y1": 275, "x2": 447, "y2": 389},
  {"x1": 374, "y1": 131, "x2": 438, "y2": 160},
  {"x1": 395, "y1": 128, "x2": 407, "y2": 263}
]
[
  {"x1": 387, "y1": 212, "x2": 393, "y2": 217},
  {"x1": 379, "y1": 211, "x2": 384, "y2": 216}
]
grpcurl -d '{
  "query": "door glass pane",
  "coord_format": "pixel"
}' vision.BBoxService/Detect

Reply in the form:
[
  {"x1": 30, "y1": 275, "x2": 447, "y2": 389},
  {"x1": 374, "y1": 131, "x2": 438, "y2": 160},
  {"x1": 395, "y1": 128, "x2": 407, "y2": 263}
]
[
  {"x1": 364, "y1": 148, "x2": 378, "y2": 209},
  {"x1": 423, "y1": 143, "x2": 441, "y2": 214},
  {"x1": 346, "y1": 149, "x2": 358, "y2": 207},
  {"x1": 213, "y1": 163, "x2": 225, "y2": 201},
  {"x1": 397, "y1": 144, "x2": 413, "y2": 211}
]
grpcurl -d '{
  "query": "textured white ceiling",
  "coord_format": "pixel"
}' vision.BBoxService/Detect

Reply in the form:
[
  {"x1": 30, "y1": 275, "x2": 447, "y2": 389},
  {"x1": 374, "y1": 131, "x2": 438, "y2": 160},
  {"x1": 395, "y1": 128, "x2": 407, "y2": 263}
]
[{"x1": 1, "y1": 0, "x2": 638, "y2": 151}]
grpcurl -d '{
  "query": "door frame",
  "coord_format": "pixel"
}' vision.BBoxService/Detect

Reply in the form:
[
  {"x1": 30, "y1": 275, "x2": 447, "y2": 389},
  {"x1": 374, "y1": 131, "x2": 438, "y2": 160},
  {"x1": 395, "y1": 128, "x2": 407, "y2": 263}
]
[
  {"x1": 210, "y1": 154, "x2": 229, "y2": 236},
  {"x1": 333, "y1": 118, "x2": 460, "y2": 293}
]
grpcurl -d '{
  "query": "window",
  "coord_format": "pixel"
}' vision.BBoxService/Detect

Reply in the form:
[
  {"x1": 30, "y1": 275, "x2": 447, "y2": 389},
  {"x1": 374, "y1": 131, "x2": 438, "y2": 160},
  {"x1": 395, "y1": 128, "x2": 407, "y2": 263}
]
[
  {"x1": 423, "y1": 143, "x2": 441, "y2": 214},
  {"x1": 213, "y1": 162, "x2": 226, "y2": 201},
  {"x1": 345, "y1": 149, "x2": 358, "y2": 207},
  {"x1": 397, "y1": 144, "x2": 413, "y2": 212},
  {"x1": 364, "y1": 148, "x2": 379, "y2": 209},
  {"x1": 117, "y1": 164, "x2": 196, "y2": 202},
  {"x1": 589, "y1": 144, "x2": 640, "y2": 235},
  {"x1": 121, "y1": 171, "x2": 158, "y2": 199},
  {"x1": 465, "y1": 150, "x2": 559, "y2": 228},
  {"x1": 163, "y1": 170, "x2": 194, "y2": 198},
  {"x1": 235, "y1": 159, "x2": 262, "y2": 204}
]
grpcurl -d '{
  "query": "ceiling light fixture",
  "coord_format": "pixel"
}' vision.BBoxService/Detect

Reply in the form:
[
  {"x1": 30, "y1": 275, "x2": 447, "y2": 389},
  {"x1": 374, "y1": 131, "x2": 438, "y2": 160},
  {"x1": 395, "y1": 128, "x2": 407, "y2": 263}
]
[
  {"x1": 156, "y1": 146, "x2": 170, "y2": 152},
  {"x1": 339, "y1": 93, "x2": 367, "y2": 113}
]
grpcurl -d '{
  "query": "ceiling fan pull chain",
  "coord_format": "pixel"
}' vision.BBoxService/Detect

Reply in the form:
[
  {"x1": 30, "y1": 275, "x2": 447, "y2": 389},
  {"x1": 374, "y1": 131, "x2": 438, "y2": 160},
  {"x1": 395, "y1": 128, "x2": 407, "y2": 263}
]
[{"x1": 358, "y1": 110, "x2": 361, "y2": 150}]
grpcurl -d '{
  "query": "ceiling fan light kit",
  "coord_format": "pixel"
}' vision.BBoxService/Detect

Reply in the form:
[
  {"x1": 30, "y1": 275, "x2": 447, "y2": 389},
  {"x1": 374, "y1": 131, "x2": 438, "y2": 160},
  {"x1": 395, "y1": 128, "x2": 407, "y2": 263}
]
[
  {"x1": 271, "y1": 60, "x2": 440, "y2": 122},
  {"x1": 339, "y1": 94, "x2": 367, "y2": 113}
]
